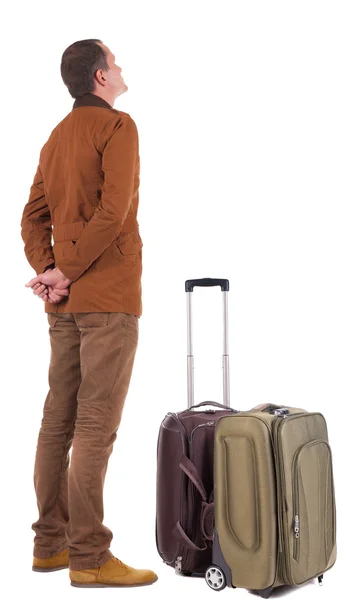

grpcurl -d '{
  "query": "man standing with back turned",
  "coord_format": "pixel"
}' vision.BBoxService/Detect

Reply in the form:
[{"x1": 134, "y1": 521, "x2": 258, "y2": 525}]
[{"x1": 21, "y1": 39, "x2": 158, "y2": 588}]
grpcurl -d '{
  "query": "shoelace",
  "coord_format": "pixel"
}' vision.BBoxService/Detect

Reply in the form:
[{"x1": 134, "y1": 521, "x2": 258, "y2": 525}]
[{"x1": 111, "y1": 555, "x2": 125, "y2": 568}]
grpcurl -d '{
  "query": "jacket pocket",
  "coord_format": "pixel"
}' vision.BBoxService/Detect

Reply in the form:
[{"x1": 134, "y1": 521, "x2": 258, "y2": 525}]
[
  {"x1": 111, "y1": 231, "x2": 143, "y2": 263},
  {"x1": 62, "y1": 240, "x2": 76, "y2": 258}
]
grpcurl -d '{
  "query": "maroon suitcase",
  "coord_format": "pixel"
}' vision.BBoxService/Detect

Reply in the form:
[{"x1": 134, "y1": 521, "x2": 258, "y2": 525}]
[{"x1": 155, "y1": 278, "x2": 239, "y2": 576}]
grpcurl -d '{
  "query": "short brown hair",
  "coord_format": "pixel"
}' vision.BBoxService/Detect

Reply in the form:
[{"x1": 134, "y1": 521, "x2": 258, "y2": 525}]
[{"x1": 60, "y1": 39, "x2": 109, "y2": 98}]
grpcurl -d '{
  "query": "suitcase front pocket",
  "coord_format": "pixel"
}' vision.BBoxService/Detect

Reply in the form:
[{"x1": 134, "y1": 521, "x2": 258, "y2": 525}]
[{"x1": 291, "y1": 439, "x2": 335, "y2": 578}]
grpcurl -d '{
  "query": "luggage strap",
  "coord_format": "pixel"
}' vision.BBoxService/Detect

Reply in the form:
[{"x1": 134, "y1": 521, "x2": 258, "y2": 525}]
[
  {"x1": 172, "y1": 455, "x2": 214, "y2": 551},
  {"x1": 173, "y1": 521, "x2": 207, "y2": 551},
  {"x1": 179, "y1": 455, "x2": 207, "y2": 500},
  {"x1": 201, "y1": 489, "x2": 214, "y2": 541}
]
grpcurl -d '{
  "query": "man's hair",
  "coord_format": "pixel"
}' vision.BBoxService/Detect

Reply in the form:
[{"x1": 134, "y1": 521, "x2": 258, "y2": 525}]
[{"x1": 60, "y1": 39, "x2": 109, "y2": 98}]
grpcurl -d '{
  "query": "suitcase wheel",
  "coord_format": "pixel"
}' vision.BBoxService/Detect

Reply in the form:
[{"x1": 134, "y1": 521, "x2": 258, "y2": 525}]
[
  {"x1": 205, "y1": 565, "x2": 226, "y2": 591},
  {"x1": 257, "y1": 588, "x2": 273, "y2": 599}
]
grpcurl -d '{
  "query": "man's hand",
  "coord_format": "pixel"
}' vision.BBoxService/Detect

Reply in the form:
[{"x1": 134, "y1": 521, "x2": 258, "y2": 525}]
[
  {"x1": 25, "y1": 267, "x2": 72, "y2": 304},
  {"x1": 30, "y1": 282, "x2": 70, "y2": 304}
]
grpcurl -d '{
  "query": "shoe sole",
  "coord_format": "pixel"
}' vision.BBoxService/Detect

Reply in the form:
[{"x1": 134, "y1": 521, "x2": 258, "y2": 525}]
[
  {"x1": 32, "y1": 565, "x2": 69, "y2": 572},
  {"x1": 70, "y1": 576, "x2": 158, "y2": 588}
]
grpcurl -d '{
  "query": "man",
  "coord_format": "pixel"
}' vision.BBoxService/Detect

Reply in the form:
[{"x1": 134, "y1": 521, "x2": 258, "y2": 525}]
[{"x1": 21, "y1": 39, "x2": 158, "y2": 588}]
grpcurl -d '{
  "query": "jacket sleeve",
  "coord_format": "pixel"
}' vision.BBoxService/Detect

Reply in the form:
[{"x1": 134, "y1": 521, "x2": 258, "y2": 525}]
[
  {"x1": 57, "y1": 115, "x2": 139, "y2": 282},
  {"x1": 20, "y1": 160, "x2": 55, "y2": 276}
]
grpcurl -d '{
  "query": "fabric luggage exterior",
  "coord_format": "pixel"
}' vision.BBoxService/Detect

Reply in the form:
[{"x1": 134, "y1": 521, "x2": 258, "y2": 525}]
[
  {"x1": 208, "y1": 403, "x2": 337, "y2": 597},
  {"x1": 156, "y1": 278, "x2": 235, "y2": 575},
  {"x1": 156, "y1": 401, "x2": 238, "y2": 575}
]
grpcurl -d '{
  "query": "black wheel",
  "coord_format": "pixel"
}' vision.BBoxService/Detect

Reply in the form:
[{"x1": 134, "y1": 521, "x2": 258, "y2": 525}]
[
  {"x1": 258, "y1": 588, "x2": 273, "y2": 599},
  {"x1": 205, "y1": 565, "x2": 227, "y2": 591}
]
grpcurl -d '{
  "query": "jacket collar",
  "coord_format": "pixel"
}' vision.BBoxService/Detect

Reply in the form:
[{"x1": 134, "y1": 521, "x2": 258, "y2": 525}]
[{"x1": 72, "y1": 93, "x2": 113, "y2": 110}]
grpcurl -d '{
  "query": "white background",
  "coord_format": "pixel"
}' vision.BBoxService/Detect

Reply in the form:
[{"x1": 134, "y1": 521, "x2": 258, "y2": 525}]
[{"x1": 3, "y1": 0, "x2": 343, "y2": 597}]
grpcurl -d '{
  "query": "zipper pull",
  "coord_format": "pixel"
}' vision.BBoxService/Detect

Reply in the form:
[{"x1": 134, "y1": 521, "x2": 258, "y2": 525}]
[
  {"x1": 294, "y1": 515, "x2": 300, "y2": 538},
  {"x1": 273, "y1": 408, "x2": 290, "y2": 417},
  {"x1": 175, "y1": 556, "x2": 182, "y2": 573}
]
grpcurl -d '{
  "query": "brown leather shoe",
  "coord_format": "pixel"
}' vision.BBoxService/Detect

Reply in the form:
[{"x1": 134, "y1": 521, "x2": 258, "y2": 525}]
[
  {"x1": 69, "y1": 555, "x2": 158, "y2": 587},
  {"x1": 32, "y1": 548, "x2": 69, "y2": 572}
]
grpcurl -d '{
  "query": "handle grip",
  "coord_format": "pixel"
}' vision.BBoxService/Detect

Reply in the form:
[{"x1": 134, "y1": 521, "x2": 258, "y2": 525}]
[
  {"x1": 185, "y1": 278, "x2": 229, "y2": 292},
  {"x1": 187, "y1": 401, "x2": 236, "y2": 411}
]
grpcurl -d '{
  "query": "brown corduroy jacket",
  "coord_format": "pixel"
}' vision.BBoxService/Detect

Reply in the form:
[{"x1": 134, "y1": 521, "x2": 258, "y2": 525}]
[{"x1": 20, "y1": 93, "x2": 143, "y2": 317}]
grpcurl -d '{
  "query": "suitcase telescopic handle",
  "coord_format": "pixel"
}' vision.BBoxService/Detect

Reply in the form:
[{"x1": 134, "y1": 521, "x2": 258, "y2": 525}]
[{"x1": 185, "y1": 278, "x2": 230, "y2": 409}]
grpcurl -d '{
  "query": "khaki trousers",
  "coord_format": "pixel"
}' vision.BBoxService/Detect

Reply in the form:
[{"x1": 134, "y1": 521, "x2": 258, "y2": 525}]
[{"x1": 31, "y1": 311, "x2": 139, "y2": 570}]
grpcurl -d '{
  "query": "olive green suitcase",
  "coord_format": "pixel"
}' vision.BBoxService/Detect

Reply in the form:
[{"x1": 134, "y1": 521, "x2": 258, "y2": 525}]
[{"x1": 205, "y1": 403, "x2": 337, "y2": 598}]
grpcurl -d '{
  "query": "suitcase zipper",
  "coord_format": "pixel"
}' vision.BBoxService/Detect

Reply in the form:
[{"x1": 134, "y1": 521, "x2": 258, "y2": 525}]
[
  {"x1": 271, "y1": 413, "x2": 297, "y2": 585},
  {"x1": 189, "y1": 421, "x2": 215, "y2": 442},
  {"x1": 293, "y1": 515, "x2": 300, "y2": 562},
  {"x1": 175, "y1": 556, "x2": 182, "y2": 573},
  {"x1": 269, "y1": 415, "x2": 287, "y2": 585},
  {"x1": 292, "y1": 442, "x2": 303, "y2": 563},
  {"x1": 172, "y1": 413, "x2": 191, "y2": 571}
]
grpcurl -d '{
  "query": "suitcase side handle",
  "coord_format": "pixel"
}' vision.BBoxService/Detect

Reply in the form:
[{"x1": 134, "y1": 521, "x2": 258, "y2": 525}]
[
  {"x1": 185, "y1": 278, "x2": 229, "y2": 292},
  {"x1": 249, "y1": 403, "x2": 283, "y2": 412},
  {"x1": 186, "y1": 401, "x2": 236, "y2": 411},
  {"x1": 249, "y1": 403, "x2": 290, "y2": 416}
]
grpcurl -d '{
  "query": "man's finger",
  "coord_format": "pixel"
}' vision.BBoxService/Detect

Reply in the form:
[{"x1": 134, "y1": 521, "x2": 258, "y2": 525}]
[
  {"x1": 52, "y1": 288, "x2": 69, "y2": 297},
  {"x1": 25, "y1": 276, "x2": 43, "y2": 287},
  {"x1": 46, "y1": 284, "x2": 69, "y2": 298},
  {"x1": 48, "y1": 290, "x2": 61, "y2": 303},
  {"x1": 33, "y1": 287, "x2": 46, "y2": 296},
  {"x1": 33, "y1": 284, "x2": 47, "y2": 296}
]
